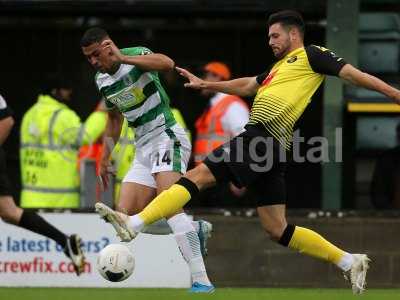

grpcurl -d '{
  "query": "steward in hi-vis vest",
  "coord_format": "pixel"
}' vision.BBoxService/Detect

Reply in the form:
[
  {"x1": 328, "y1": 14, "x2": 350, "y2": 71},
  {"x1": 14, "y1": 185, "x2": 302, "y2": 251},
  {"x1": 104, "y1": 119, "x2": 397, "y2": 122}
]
[{"x1": 20, "y1": 81, "x2": 107, "y2": 208}]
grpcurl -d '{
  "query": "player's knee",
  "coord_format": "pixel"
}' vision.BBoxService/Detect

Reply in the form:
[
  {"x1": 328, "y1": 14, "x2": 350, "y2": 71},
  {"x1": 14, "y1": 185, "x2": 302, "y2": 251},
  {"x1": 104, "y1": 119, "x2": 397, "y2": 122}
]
[
  {"x1": 184, "y1": 163, "x2": 216, "y2": 190},
  {"x1": 0, "y1": 204, "x2": 19, "y2": 224},
  {"x1": 263, "y1": 222, "x2": 287, "y2": 242}
]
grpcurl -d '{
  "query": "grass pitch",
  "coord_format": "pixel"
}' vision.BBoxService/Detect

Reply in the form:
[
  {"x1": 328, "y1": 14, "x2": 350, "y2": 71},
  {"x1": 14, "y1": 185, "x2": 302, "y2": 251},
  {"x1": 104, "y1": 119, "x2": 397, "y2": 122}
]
[{"x1": 3, "y1": 288, "x2": 400, "y2": 300}]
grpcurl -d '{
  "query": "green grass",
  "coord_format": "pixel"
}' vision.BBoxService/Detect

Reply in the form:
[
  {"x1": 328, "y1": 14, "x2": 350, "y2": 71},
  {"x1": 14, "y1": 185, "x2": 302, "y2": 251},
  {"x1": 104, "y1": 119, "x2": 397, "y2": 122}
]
[{"x1": 3, "y1": 288, "x2": 400, "y2": 300}]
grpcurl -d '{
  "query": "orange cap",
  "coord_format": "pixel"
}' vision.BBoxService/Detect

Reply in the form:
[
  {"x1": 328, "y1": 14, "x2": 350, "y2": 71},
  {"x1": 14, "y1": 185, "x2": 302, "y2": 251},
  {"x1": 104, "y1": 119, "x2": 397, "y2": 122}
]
[{"x1": 204, "y1": 62, "x2": 231, "y2": 80}]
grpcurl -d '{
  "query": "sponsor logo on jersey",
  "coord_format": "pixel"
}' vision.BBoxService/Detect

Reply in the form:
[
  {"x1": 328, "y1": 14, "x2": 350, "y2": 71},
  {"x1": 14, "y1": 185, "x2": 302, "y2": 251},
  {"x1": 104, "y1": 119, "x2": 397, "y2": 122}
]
[{"x1": 108, "y1": 86, "x2": 145, "y2": 109}]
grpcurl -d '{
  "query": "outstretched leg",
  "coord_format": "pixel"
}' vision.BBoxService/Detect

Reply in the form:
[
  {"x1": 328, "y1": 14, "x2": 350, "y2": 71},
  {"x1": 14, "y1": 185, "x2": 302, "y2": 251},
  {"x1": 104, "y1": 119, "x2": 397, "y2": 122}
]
[
  {"x1": 0, "y1": 196, "x2": 85, "y2": 275},
  {"x1": 257, "y1": 205, "x2": 370, "y2": 294},
  {"x1": 97, "y1": 167, "x2": 214, "y2": 292}
]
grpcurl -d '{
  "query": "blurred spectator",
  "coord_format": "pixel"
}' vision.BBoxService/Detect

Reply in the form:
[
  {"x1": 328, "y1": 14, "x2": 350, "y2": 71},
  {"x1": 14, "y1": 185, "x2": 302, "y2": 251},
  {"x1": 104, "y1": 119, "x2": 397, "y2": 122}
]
[
  {"x1": 0, "y1": 92, "x2": 85, "y2": 274},
  {"x1": 78, "y1": 102, "x2": 108, "y2": 202},
  {"x1": 194, "y1": 62, "x2": 249, "y2": 163},
  {"x1": 78, "y1": 101, "x2": 108, "y2": 175},
  {"x1": 20, "y1": 76, "x2": 107, "y2": 208},
  {"x1": 193, "y1": 62, "x2": 249, "y2": 204},
  {"x1": 112, "y1": 118, "x2": 135, "y2": 202},
  {"x1": 371, "y1": 122, "x2": 400, "y2": 209},
  {"x1": 172, "y1": 107, "x2": 191, "y2": 143}
]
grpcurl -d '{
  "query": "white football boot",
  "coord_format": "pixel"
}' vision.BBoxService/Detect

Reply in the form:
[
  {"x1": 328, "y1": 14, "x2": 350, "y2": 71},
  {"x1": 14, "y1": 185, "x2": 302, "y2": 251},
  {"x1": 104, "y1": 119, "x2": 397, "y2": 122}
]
[
  {"x1": 343, "y1": 254, "x2": 371, "y2": 294},
  {"x1": 95, "y1": 203, "x2": 137, "y2": 242}
]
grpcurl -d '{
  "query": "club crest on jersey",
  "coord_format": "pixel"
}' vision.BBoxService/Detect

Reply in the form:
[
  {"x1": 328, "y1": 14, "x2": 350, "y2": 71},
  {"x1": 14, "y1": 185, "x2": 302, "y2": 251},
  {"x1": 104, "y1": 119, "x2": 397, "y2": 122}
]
[{"x1": 287, "y1": 56, "x2": 297, "y2": 63}]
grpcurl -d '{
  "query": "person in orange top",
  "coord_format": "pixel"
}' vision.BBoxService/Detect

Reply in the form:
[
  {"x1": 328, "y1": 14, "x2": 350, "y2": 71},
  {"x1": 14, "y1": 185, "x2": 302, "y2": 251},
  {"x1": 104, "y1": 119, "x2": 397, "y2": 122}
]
[
  {"x1": 78, "y1": 136, "x2": 104, "y2": 201},
  {"x1": 78, "y1": 101, "x2": 108, "y2": 201},
  {"x1": 194, "y1": 62, "x2": 249, "y2": 164},
  {"x1": 194, "y1": 62, "x2": 249, "y2": 200}
]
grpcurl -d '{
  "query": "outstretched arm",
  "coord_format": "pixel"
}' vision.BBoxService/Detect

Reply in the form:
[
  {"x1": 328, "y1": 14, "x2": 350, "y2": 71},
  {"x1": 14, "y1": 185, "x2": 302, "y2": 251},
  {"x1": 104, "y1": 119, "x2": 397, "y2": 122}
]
[
  {"x1": 305, "y1": 45, "x2": 400, "y2": 104},
  {"x1": 102, "y1": 40, "x2": 174, "y2": 72},
  {"x1": 339, "y1": 64, "x2": 400, "y2": 104},
  {"x1": 176, "y1": 67, "x2": 259, "y2": 97}
]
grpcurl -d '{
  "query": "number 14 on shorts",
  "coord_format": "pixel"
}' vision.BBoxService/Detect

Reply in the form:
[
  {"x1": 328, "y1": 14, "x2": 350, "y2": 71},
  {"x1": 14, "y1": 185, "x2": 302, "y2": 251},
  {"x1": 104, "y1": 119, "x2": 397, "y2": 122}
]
[{"x1": 154, "y1": 150, "x2": 172, "y2": 166}]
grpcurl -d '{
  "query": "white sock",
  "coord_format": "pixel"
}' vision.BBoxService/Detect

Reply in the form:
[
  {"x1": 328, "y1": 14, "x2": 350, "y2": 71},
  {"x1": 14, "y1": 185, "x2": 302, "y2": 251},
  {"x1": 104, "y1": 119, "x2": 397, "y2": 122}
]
[
  {"x1": 129, "y1": 214, "x2": 145, "y2": 232},
  {"x1": 337, "y1": 252, "x2": 355, "y2": 271},
  {"x1": 167, "y1": 213, "x2": 211, "y2": 285},
  {"x1": 142, "y1": 219, "x2": 171, "y2": 235}
]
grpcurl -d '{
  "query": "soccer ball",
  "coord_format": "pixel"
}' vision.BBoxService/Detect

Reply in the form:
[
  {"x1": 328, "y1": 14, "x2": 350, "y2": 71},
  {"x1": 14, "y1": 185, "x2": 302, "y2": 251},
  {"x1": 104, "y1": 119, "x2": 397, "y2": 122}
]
[{"x1": 97, "y1": 244, "x2": 135, "y2": 282}]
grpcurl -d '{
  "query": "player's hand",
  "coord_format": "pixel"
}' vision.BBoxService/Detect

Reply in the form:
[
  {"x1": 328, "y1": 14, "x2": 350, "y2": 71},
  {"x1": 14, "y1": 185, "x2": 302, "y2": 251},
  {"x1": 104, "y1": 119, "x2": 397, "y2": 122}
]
[
  {"x1": 101, "y1": 39, "x2": 125, "y2": 63},
  {"x1": 98, "y1": 160, "x2": 116, "y2": 191},
  {"x1": 176, "y1": 67, "x2": 206, "y2": 89}
]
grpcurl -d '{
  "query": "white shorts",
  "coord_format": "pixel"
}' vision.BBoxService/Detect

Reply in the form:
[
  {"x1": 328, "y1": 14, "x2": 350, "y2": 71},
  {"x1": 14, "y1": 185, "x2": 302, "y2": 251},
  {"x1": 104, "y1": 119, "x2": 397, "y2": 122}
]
[{"x1": 122, "y1": 124, "x2": 191, "y2": 188}]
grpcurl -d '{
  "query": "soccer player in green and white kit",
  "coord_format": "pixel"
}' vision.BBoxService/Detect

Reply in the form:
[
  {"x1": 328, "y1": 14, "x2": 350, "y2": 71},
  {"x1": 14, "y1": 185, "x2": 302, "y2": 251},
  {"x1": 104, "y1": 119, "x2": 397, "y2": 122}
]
[{"x1": 81, "y1": 28, "x2": 214, "y2": 293}]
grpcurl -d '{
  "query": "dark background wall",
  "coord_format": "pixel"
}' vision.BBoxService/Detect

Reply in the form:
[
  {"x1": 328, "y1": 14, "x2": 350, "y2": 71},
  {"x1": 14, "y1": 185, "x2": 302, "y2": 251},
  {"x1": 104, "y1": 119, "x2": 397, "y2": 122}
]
[{"x1": 0, "y1": 4, "x2": 326, "y2": 208}]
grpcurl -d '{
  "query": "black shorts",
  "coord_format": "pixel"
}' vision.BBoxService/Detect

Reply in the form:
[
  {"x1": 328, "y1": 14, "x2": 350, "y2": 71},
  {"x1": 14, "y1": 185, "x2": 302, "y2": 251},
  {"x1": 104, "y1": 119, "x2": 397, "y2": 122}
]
[
  {"x1": 0, "y1": 148, "x2": 12, "y2": 197},
  {"x1": 203, "y1": 124, "x2": 287, "y2": 207}
]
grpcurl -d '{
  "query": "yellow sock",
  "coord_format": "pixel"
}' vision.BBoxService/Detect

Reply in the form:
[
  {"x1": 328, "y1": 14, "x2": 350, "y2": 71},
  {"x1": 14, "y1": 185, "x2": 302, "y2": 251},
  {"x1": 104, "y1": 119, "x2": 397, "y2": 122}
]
[
  {"x1": 138, "y1": 183, "x2": 192, "y2": 225},
  {"x1": 288, "y1": 226, "x2": 346, "y2": 265}
]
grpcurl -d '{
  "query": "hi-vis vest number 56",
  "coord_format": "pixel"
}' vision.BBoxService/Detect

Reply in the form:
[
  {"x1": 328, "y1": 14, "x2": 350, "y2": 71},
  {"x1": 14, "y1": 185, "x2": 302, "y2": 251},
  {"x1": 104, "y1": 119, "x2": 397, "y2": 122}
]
[{"x1": 20, "y1": 95, "x2": 106, "y2": 208}]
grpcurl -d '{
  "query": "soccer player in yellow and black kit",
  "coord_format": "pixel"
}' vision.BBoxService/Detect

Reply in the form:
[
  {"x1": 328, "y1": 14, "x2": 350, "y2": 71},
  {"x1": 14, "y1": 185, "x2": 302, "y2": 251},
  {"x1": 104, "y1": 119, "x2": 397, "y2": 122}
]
[{"x1": 95, "y1": 10, "x2": 400, "y2": 293}]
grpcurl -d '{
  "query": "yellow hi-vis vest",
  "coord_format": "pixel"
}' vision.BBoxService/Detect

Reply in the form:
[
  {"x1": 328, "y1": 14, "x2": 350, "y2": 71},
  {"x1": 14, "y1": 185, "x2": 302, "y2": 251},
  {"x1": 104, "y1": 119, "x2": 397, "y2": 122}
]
[
  {"x1": 20, "y1": 94, "x2": 107, "y2": 208},
  {"x1": 171, "y1": 108, "x2": 191, "y2": 143},
  {"x1": 112, "y1": 108, "x2": 190, "y2": 202},
  {"x1": 112, "y1": 119, "x2": 135, "y2": 202}
]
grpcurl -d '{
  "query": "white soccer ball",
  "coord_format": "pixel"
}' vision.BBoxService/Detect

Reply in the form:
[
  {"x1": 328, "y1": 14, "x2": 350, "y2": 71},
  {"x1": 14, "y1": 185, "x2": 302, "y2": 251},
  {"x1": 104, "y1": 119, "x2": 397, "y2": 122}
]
[{"x1": 97, "y1": 244, "x2": 135, "y2": 282}]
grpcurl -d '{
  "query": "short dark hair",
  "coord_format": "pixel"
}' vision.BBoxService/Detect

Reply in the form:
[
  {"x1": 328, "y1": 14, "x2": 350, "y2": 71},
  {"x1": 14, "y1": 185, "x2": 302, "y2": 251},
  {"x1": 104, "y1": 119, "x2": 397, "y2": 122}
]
[
  {"x1": 41, "y1": 74, "x2": 73, "y2": 94},
  {"x1": 268, "y1": 10, "x2": 305, "y2": 37},
  {"x1": 80, "y1": 27, "x2": 109, "y2": 47}
]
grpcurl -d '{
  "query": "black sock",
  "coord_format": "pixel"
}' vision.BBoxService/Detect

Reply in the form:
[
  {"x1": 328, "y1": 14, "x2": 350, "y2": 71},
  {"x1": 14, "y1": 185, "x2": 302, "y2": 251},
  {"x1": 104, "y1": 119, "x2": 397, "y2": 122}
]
[
  {"x1": 176, "y1": 177, "x2": 199, "y2": 198},
  {"x1": 278, "y1": 224, "x2": 296, "y2": 247},
  {"x1": 19, "y1": 210, "x2": 68, "y2": 249}
]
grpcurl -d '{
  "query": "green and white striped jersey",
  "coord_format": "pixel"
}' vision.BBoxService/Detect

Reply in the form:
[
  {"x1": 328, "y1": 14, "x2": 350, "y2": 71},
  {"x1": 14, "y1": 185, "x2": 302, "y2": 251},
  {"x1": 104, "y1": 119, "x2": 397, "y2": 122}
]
[{"x1": 95, "y1": 46, "x2": 176, "y2": 144}]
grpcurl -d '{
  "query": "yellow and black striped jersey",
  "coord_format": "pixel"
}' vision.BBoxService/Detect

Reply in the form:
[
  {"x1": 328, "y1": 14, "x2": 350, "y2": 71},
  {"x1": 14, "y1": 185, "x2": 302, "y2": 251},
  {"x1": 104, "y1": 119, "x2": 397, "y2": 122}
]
[{"x1": 248, "y1": 45, "x2": 346, "y2": 149}]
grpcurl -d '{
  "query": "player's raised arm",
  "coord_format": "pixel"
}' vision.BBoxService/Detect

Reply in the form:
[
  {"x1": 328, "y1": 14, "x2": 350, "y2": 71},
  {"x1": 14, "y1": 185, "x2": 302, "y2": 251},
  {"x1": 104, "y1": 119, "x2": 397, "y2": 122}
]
[
  {"x1": 339, "y1": 64, "x2": 400, "y2": 104},
  {"x1": 102, "y1": 39, "x2": 174, "y2": 72},
  {"x1": 176, "y1": 66, "x2": 259, "y2": 97}
]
